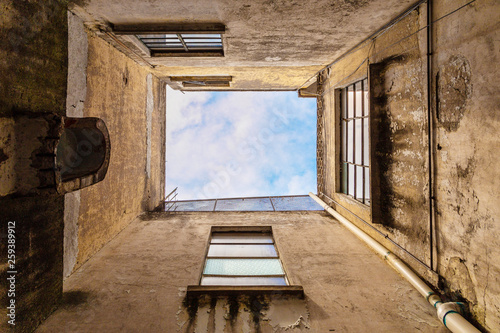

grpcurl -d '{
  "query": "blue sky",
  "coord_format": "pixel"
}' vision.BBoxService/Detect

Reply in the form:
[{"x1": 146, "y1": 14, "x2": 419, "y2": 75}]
[{"x1": 166, "y1": 86, "x2": 317, "y2": 200}]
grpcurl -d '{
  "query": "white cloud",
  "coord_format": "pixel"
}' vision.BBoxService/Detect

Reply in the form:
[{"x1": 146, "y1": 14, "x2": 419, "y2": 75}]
[{"x1": 165, "y1": 86, "x2": 317, "y2": 199}]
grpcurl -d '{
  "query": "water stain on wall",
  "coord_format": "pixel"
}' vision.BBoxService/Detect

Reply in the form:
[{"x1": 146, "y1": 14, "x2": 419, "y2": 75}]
[{"x1": 437, "y1": 55, "x2": 472, "y2": 132}]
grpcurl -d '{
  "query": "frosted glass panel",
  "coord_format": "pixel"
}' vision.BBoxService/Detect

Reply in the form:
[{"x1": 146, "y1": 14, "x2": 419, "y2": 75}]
[
  {"x1": 208, "y1": 244, "x2": 277, "y2": 257},
  {"x1": 216, "y1": 198, "x2": 274, "y2": 211},
  {"x1": 211, "y1": 233, "x2": 273, "y2": 244},
  {"x1": 348, "y1": 164, "x2": 355, "y2": 196},
  {"x1": 355, "y1": 82, "x2": 363, "y2": 117},
  {"x1": 356, "y1": 166, "x2": 364, "y2": 202},
  {"x1": 271, "y1": 196, "x2": 322, "y2": 211},
  {"x1": 204, "y1": 259, "x2": 284, "y2": 275},
  {"x1": 365, "y1": 168, "x2": 370, "y2": 204},
  {"x1": 201, "y1": 276, "x2": 287, "y2": 286},
  {"x1": 347, "y1": 86, "x2": 354, "y2": 118},
  {"x1": 347, "y1": 120, "x2": 354, "y2": 163},
  {"x1": 166, "y1": 200, "x2": 215, "y2": 211},
  {"x1": 355, "y1": 119, "x2": 362, "y2": 164}
]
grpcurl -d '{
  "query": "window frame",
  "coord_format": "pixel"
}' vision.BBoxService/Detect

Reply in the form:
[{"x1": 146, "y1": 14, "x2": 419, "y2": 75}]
[
  {"x1": 199, "y1": 226, "x2": 289, "y2": 286},
  {"x1": 336, "y1": 77, "x2": 371, "y2": 206},
  {"x1": 186, "y1": 226, "x2": 303, "y2": 298},
  {"x1": 113, "y1": 23, "x2": 225, "y2": 58}
]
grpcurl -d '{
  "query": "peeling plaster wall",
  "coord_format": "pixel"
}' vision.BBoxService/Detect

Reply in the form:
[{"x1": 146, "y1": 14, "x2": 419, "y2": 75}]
[
  {"x1": 71, "y1": 29, "x2": 166, "y2": 272},
  {"x1": 0, "y1": 0, "x2": 68, "y2": 331},
  {"x1": 71, "y1": 0, "x2": 417, "y2": 90},
  {"x1": 37, "y1": 212, "x2": 446, "y2": 332},
  {"x1": 320, "y1": 0, "x2": 500, "y2": 331},
  {"x1": 432, "y1": 0, "x2": 500, "y2": 330},
  {"x1": 179, "y1": 294, "x2": 310, "y2": 333}
]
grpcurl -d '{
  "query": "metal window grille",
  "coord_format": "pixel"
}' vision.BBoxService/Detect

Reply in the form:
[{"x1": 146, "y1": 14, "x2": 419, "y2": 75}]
[
  {"x1": 340, "y1": 78, "x2": 370, "y2": 205},
  {"x1": 200, "y1": 229, "x2": 288, "y2": 286},
  {"x1": 136, "y1": 33, "x2": 223, "y2": 56}
]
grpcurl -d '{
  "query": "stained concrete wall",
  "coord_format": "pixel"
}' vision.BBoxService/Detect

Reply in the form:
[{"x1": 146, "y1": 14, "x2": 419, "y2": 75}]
[
  {"x1": 71, "y1": 0, "x2": 418, "y2": 90},
  {"x1": 68, "y1": 26, "x2": 166, "y2": 273},
  {"x1": 319, "y1": 0, "x2": 499, "y2": 331},
  {"x1": 37, "y1": 212, "x2": 447, "y2": 332},
  {"x1": 0, "y1": 0, "x2": 68, "y2": 332}
]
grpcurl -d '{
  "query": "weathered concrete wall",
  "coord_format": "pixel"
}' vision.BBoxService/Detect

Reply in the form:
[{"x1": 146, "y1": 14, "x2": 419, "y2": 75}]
[
  {"x1": 432, "y1": 0, "x2": 500, "y2": 330},
  {"x1": 37, "y1": 212, "x2": 446, "y2": 332},
  {"x1": 319, "y1": 1, "x2": 499, "y2": 331},
  {"x1": 69, "y1": 29, "x2": 166, "y2": 272},
  {"x1": 71, "y1": 0, "x2": 417, "y2": 90},
  {"x1": 0, "y1": 0, "x2": 68, "y2": 331}
]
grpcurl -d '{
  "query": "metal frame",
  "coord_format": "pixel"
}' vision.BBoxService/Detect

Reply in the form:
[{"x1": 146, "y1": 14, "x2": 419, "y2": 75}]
[
  {"x1": 199, "y1": 226, "x2": 289, "y2": 286},
  {"x1": 135, "y1": 32, "x2": 224, "y2": 57},
  {"x1": 160, "y1": 194, "x2": 323, "y2": 212},
  {"x1": 339, "y1": 78, "x2": 370, "y2": 205}
]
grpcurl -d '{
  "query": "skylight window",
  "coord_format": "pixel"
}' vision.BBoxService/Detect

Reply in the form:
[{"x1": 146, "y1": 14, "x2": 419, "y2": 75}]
[{"x1": 136, "y1": 33, "x2": 223, "y2": 57}]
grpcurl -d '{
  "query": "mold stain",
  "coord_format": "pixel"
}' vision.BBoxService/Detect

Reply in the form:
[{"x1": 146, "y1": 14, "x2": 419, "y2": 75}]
[{"x1": 437, "y1": 55, "x2": 473, "y2": 132}]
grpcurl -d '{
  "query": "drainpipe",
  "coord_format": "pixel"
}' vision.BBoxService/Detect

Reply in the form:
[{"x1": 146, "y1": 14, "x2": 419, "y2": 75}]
[
  {"x1": 309, "y1": 192, "x2": 480, "y2": 333},
  {"x1": 427, "y1": 0, "x2": 437, "y2": 273}
]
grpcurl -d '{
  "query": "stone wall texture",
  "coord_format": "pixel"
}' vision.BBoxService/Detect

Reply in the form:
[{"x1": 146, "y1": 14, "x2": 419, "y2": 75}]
[{"x1": 320, "y1": 1, "x2": 500, "y2": 331}]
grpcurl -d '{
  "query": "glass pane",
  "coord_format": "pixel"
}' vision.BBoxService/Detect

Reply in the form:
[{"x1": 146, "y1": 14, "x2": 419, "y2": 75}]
[
  {"x1": 203, "y1": 259, "x2": 284, "y2": 275},
  {"x1": 211, "y1": 233, "x2": 273, "y2": 244},
  {"x1": 347, "y1": 120, "x2": 353, "y2": 163},
  {"x1": 364, "y1": 119, "x2": 369, "y2": 166},
  {"x1": 342, "y1": 88, "x2": 347, "y2": 118},
  {"x1": 166, "y1": 200, "x2": 216, "y2": 212},
  {"x1": 342, "y1": 120, "x2": 347, "y2": 162},
  {"x1": 271, "y1": 196, "x2": 322, "y2": 211},
  {"x1": 181, "y1": 34, "x2": 221, "y2": 38},
  {"x1": 363, "y1": 79, "x2": 369, "y2": 116},
  {"x1": 355, "y1": 119, "x2": 362, "y2": 164},
  {"x1": 137, "y1": 34, "x2": 177, "y2": 38},
  {"x1": 182, "y1": 39, "x2": 221, "y2": 43},
  {"x1": 186, "y1": 43, "x2": 222, "y2": 47},
  {"x1": 341, "y1": 162, "x2": 348, "y2": 194},
  {"x1": 347, "y1": 85, "x2": 354, "y2": 118},
  {"x1": 356, "y1": 166, "x2": 364, "y2": 202},
  {"x1": 365, "y1": 167, "x2": 370, "y2": 205},
  {"x1": 208, "y1": 244, "x2": 277, "y2": 257},
  {"x1": 216, "y1": 198, "x2": 274, "y2": 211},
  {"x1": 140, "y1": 38, "x2": 180, "y2": 43},
  {"x1": 146, "y1": 43, "x2": 183, "y2": 47},
  {"x1": 348, "y1": 164, "x2": 355, "y2": 197},
  {"x1": 201, "y1": 276, "x2": 287, "y2": 286},
  {"x1": 355, "y1": 82, "x2": 363, "y2": 117}
]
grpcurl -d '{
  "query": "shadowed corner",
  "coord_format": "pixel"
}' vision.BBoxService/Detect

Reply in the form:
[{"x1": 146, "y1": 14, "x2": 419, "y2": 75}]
[{"x1": 60, "y1": 290, "x2": 91, "y2": 308}]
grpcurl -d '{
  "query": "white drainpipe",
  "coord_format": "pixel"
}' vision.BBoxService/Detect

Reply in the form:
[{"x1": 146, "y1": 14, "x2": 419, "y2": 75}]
[{"x1": 309, "y1": 192, "x2": 481, "y2": 333}]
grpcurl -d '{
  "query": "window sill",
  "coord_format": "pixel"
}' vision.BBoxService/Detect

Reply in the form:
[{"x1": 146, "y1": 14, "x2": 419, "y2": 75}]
[{"x1": 186, "y1": 285, "x2": 304, "y2": 298}]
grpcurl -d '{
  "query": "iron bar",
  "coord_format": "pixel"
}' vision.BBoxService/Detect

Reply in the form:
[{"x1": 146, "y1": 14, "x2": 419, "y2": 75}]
[{"x1": 177, "y1": 33, "x2": 189, "y2": 52}]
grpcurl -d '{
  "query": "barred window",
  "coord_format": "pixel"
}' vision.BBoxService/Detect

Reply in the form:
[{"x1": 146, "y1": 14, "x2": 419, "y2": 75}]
[
  {"x1": 136, "y1": 33, "x2": 223, "y2": 57},
  {"x1": 340, "y1": 79, "x2": 370, "y2": 205}
]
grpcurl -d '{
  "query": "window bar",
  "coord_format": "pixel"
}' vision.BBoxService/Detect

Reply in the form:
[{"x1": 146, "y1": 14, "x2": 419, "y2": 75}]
[
  {"x1": 352, "y1": 83, "x2": 356, "y2": 200},
  {"x1": 344, "y1": 87, "x2": 348, "y2": 194},
  {"x1": 361, "y1": 80, "x2": 365, "y2": 204},
  {"x1": 176, "y1": 34, "x2": 189, "y2": 52}
]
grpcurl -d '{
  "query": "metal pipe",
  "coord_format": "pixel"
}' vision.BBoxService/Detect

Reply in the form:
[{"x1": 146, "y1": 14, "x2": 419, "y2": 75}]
[
  {"x1": 427, "y1": 0, "x2": 437, "y2": 273},
  {"x1": 320, "y1": 192, "x2": 433, "y2": 271},
  {"x1": 309, "y1": 192, "x2": 480, "y2": 333}
]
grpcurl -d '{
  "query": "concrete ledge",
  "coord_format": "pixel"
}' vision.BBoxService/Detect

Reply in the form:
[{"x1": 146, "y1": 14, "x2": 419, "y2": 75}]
[{"x1": 186, "y1": 285, "x2": 304, "y2": 298}]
